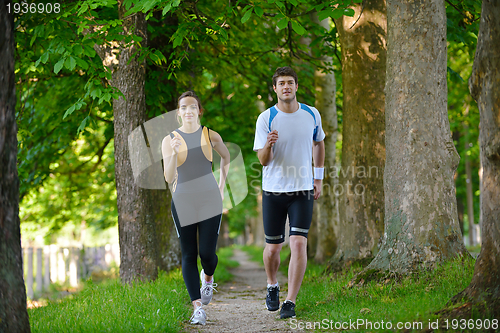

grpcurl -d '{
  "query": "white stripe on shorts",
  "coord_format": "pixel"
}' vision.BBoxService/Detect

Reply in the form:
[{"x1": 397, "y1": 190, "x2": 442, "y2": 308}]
[
  {"x1": 265, "y1": 234, "x2": 284, "y2": 240},
  {"x1": 291, "y1": 227, "x2": 309, "y2": 234}
]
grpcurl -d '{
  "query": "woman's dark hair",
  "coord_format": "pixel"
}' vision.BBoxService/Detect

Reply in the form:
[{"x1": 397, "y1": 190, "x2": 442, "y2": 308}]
[
  {"x1": 177, "y1": 91, "x2": 204, "y2": 117},
  {"x1": 272, "y1": 66, "x2": 298, "y2": 87}
]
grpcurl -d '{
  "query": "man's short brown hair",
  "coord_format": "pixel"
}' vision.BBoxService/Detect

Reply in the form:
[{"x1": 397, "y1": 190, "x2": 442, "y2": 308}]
[{"x1": 272, "y1": 66, "x2": 298, "y2": 87}]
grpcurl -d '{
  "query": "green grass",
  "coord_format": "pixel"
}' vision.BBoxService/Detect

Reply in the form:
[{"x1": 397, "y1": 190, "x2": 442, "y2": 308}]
[
  {"x1": 295, "y1": 259, "x2": 478, "y2": 332},
  {"x1": 240, "y1": 246, "x2": 483, "y2": 332},
  {"x1": 29, "y1": 247, "x2": 238, "y2": 333}
]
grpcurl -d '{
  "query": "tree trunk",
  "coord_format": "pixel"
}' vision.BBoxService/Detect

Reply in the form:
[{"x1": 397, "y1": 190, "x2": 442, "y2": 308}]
[
  {"x1": 328, "y1": 0, "x2": 387, "y2": 271},
  {"x1": 0, "y1": 3, "x2": 31, "y2": 331},
  {"x1": 450, "y1": 0, "x2": 500, "y2": 316},
  {"x1": 312, "y1": 15, "x2": 339, "y2": 264},
  {"x1": 463, "y1": 120, "x2": 476, "y2": 246},
  {"x1": 358, "y1": 0, "x2": 468, "y2": 279},
  {"x1": 113, "y1": 2, "x2": 157, "y2": 283},
  {"x1": 147, "y1": 12, "x2": 181, "y2": 272},
  {"x1": 452, "y1": 130, "x2": 464, "y2": 235}
]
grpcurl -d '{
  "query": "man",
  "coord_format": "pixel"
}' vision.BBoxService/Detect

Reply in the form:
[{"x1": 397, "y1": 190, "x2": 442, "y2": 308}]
[{"x1": 253, "y1": 66, "x2": 325, "y2": 319}]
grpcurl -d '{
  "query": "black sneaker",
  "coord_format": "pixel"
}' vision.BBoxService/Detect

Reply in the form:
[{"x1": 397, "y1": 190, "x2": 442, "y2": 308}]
[
  {"x1": 266, "y1": 285, "x2": 280, "y2": 311},
  {"x1": 280, "y1": 300, "x2": 296, "y2": 319}
]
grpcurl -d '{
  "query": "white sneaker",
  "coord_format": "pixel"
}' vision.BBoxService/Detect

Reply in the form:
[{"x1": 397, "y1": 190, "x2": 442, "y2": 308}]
[
  {"x1": 190, "y1": 301, "x2": 206, "y2": 325},
  {"x1": 200, "y1": 269, "x2": 218, "y2": 305}
]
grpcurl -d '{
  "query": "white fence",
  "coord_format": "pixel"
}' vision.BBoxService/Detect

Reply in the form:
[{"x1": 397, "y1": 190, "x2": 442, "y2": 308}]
[{"x1": 22, "y1": 244, "x2": 120, "y2": 299}]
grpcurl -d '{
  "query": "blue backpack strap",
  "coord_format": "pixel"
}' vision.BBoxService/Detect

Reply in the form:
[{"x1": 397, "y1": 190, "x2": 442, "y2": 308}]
[
  {"x1": 268, "y1": 106, "x2": 278, "y2": 133},
  {"x1": 300, "y1": 103, "x2": 318, "y2": 141}
]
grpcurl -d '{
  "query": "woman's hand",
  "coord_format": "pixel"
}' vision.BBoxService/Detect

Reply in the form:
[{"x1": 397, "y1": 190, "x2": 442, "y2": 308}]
[{"x1": 170, "y1": 133, "x2": 181, "y2": 154}]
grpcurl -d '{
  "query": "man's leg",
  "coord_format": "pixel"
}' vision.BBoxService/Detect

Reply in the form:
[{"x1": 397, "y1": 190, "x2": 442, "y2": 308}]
[
  {"x1": 285, "y1": 235, "x2": 307, "y2": 303},
  {"x1": 264, "y1": 243, "x2": 283, "y2": 285}
]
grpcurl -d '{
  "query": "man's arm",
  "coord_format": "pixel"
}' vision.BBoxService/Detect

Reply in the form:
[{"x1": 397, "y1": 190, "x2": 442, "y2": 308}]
[{"x1": 312, "y1": 140, "x2": 325, "y2": 200}]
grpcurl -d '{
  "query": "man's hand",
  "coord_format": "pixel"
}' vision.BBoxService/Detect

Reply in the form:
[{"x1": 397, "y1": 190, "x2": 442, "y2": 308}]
[
  {"x1": 266, "y1": 130, "x2": 278, "y2": 148},
  {"x1": 313, "y1": 179, "x2": 322, "y2": 200}
]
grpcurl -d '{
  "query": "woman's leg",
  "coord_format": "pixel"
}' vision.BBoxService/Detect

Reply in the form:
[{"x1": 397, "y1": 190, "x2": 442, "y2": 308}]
[
  {"x1": 197, "y1": 213, "x2": 222, "y2": 277},
  {"x1": 172, "y1": 201, "x2": 202, "y2": 306}
]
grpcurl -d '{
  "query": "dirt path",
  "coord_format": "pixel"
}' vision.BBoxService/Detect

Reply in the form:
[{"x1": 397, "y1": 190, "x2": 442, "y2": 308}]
[{"x1": 181, "y1": 248, "x2": 300, "y2": 333}]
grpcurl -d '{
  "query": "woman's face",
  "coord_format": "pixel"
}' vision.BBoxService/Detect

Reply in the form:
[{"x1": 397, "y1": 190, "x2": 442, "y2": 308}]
[{"x1": 178, "y1": 96, "x2": 200, "y2": 125}]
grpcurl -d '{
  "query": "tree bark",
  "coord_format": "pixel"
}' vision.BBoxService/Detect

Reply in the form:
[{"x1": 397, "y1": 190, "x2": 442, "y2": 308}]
[
  {"x1": 0, "y1": 2, "x2": 31, "y2": 331},
  {"x1": 311, "y1": 15, "x2": 339, "y2": 264},
  {"x1": 147, "y1": 12, "x2": 181, "y2": 272},
  {"x1": 463, "y1": 120, "x2": 476, "y2": 246},
  {"x1": 358, "y1": 0, "x2": 468, "y2": 279},
  {"x1": 450, "y1": 0, "x2": 500, "y2": 316},
  {"x1": 452, "y1": 130, "x2": 465, "y2": 235},
  {"x1": 328, "y1": 0, "x2": 387, "y2": 271},
  {"x1": 113, "y1": 2, "x2": 157, "y2": 283}
]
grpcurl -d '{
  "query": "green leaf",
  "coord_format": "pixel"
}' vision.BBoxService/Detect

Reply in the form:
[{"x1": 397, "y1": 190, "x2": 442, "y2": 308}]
[
  {"x1": 73, "y1": 44, "x2": 83, "y2": 55},
  {"x1": 63, "y1": 104, "x2": 76, "y2": 119},
  {"x1": 90, "y1": 88, "x2": 102, "y2": 99},
  {"x1": 241, "y1": 8, "x2": 253, "y2": 23},
  {"x1": 65, "y1": 57, "x2": 77, "y2": 71},
  {"x1": 254, "y1": 6, "x2": 264, "y2": 17},
  {"x1": 78, "y1": 3, "x2": 89, "y2": 16},
  {"x1": 315, "y1": 4, "x2": 326, "y2": 11},
  {"x1": 84, "y1": 45, "x2": 96, "y2": 58},
  {"x1": 289, "y1": 0, "x2": 298, "y2": 5},
  {"x1": 291, "y1": 21, "x2": 306, "y2": 35},
  {"x1": 75, "y1": 57, "x2": 89, "y2": 70},
  {"x1": 331, "y1": 8, "x2": 346, "y2": 19},
  {"x1": 54, "y1": 58, "x2": 65, "y2": 74},
  {"x1": 344, "y1": 8, "x2": 355, "y2": 17},
  {"x1": 275, "y1": 0, "x2": 285, "y2": 9},
  {"x1": 77, "y1": 116, "x2": 89, "y2": 135},
  {"x1": 41, "y1": 52, "x2": 49, "y2": 64},
  {"x1": 318, "y1": 9, "x2": 334, "y2": 21},
  {"x1": 123, "y1": 0, "x2": 134, "y2": 10},
  {"x1": 162, "y1": 3, "x2": 172, "y2": 16},
  {"x1": 277, "y1": 18, "x2": 289, "y2": 30},
  {"x1": 447, "y1": 66, "x2": 464, "y2": 83},
  {"x1": 173, "y1": 33, "x2": 183, "y2": 48}
]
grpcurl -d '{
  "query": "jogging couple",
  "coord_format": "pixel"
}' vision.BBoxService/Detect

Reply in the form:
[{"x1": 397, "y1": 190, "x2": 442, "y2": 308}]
[{"x1": 161, "y1": 66, "x2": 326, "y2": 325}]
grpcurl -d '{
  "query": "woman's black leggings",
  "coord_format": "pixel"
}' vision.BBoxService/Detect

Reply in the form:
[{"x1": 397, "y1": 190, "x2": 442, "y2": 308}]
[{"x1": 172, "y1": 201, "x2": 222, "y2": 301}]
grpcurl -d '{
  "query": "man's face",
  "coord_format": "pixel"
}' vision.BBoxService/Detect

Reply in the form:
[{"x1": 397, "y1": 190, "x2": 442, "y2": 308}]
[{"x1": 273, "y1": 76, "x2": 298, "y2": 103}]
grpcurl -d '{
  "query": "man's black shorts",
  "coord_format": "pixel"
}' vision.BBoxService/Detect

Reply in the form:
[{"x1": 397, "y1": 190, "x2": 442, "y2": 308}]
[{"x1": 262, "y1": 190, "x2": 314, "y2": 244}]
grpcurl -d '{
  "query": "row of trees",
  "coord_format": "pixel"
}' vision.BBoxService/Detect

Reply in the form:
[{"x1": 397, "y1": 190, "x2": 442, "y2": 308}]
[{"x1": 1, "y1": 0, "x2": 498, "y2": 331}]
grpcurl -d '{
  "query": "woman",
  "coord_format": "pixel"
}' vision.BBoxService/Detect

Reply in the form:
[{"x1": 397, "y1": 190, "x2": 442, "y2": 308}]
[{"x1": 162, "y1": 91, "x2": 230, "y2": 325}]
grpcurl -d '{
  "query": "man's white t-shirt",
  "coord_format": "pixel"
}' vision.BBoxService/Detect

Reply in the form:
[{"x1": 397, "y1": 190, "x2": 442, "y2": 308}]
[{"x1": 253, "y1": 103, "x2": 325, "y2": 193}]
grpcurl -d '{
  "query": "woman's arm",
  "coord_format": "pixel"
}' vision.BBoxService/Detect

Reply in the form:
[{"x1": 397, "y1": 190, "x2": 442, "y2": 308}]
[
  {"x1": 161, "y1": 135, "x2": 178, "y2": 183},
  {"x1": 210, "y1": 130, "x2": 230, "y2": 199}
]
